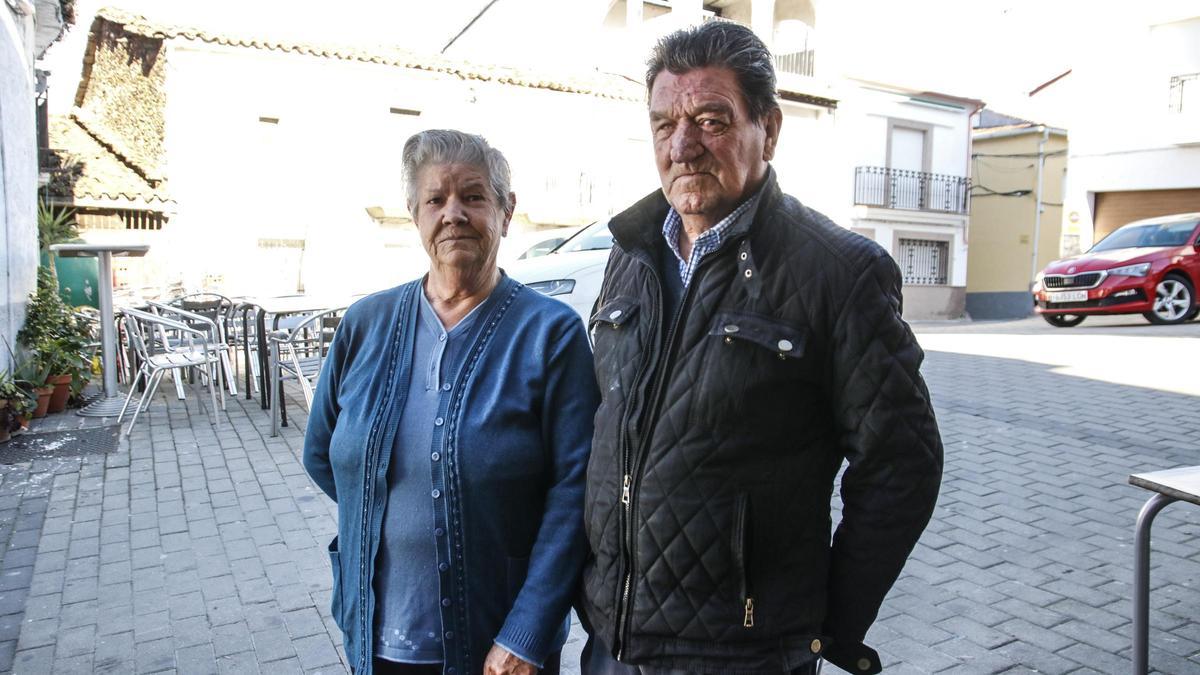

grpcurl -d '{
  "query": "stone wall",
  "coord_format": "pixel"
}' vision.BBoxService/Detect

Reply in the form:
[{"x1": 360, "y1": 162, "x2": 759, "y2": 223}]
[{"x1": 74, "y1": 18, "x2": 165, "y2": 181}]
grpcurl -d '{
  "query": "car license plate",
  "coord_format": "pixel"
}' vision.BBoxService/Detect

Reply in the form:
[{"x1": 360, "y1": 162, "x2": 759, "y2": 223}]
[{"x1": 1048, "y1": 290, "x2": 1088, "y2": 304}]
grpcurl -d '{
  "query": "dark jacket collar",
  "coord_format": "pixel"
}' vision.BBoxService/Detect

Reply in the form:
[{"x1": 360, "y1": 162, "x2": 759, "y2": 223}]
[{"x1": 609, "y1": 166, "x2": 782, "y2": 255}]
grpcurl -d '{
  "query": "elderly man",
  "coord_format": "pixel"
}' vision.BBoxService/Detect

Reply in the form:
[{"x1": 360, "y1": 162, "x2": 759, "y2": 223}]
[{"x1": 579, "y1": 21, "x2": 943, "y2": 675}]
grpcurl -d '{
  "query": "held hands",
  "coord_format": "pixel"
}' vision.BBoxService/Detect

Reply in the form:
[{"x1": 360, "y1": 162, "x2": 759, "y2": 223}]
[{"x1": 483, "y1": 644, "x2": 537, "y2": 675}]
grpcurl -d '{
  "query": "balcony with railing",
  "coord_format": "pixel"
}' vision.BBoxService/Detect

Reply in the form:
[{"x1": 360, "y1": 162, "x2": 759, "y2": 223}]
[
  {"x1": 701, "y1": 14, "x2": 816, "y2": 78},
  {"x1": 1167, "y1": 73, "x2": 1199, "y2": 145},
  {"x1": 774, "y1": 48, "x2": 814, "y2": 77},
  {"x1": 853, "y1": 166, "x2": 970, "y2": 215}
]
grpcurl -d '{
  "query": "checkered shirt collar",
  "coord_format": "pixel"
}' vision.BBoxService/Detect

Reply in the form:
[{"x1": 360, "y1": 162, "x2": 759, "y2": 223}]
[{"x1": 662, "y1": 187, "x2": 764, "y2": 287}]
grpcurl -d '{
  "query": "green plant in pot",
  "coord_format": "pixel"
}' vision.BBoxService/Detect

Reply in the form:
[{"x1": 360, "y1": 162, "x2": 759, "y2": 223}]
[
  {"x1": 18, "y1": 267, "x2": 91, "y2": 414},
  {"x1": 11, "y1": 351, "x2": 54, "y2": 419},
  {"x1": 36, "y1": 334, "x2": 90, "y2": 414},
  {"x1": 0, "y1": 369, "x2": 38, "y2": 439}
]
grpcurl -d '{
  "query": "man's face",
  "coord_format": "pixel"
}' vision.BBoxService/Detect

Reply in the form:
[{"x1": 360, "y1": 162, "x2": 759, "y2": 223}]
[
  {"x1": 649, "y1": 66, "x2": 780, "y2": 224},
  {"x1": 413, "y1": 162, "x2": 513, "y2": 273}
]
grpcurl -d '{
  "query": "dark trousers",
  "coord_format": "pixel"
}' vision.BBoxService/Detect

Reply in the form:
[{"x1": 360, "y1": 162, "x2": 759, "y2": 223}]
[
  {"x1": 580, "y1": 635, "x2": 819, "y2": 675},
  {"x1": 368, "y1": 651, "x2": 562, "y2": 674}
]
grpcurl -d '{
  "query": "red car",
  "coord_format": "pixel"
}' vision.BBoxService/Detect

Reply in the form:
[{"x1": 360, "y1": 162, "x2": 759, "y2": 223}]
[{"x1": 1033, "y1": 212, "x2": 1200, "y2": 327}]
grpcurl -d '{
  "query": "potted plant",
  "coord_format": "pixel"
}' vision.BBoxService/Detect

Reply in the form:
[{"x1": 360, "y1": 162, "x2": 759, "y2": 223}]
[
  {"x1": 17, "y1": 267, "x2": 91, "y2": 414},
  {"x1": 0, "y1": 370, "x2": 37, "y2": 439},
  {"x1": 39, "y1": 334, "x2": 89, "y2": 413}
]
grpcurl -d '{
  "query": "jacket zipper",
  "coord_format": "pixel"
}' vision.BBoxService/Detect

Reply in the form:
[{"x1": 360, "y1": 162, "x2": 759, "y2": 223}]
[
  {"x1": 615, "y1": 248, "x2": 721, "y2": 658},
  {"x1": 735, "y1": 493, "x2": 755, "y2": 628},
  {"x1": 612, "y1": 252, "x2": 661, "y2": 661}
]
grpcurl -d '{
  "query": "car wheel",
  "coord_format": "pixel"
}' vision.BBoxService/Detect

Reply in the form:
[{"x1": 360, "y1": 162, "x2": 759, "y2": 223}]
[
  {"x1": 1143, "y1": 275, "x2": 1195, "y2": 325},
  {"x1": 1042, "y1": 313, "x2": 1086, "y2": 327}
]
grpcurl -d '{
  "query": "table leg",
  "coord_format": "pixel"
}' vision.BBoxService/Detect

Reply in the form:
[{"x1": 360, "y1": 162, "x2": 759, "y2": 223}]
[
  {"x1": 258, "y1": 310, "x2": 269, "y2": 409},
  {"x1": 1133, "y1": 492, "x2": 1175, "y2": 675},
  {"x1": 79, "y1": 252, "x2": 127, "y2": 416},
  {"x1": 242, "y1": 308, "x2": 252, "y2": 400}
]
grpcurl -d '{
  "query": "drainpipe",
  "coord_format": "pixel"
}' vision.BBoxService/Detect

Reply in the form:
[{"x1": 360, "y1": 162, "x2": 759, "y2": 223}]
[{"x1": 1030, "y1": 125, "x2": 1048, "y2": 283}]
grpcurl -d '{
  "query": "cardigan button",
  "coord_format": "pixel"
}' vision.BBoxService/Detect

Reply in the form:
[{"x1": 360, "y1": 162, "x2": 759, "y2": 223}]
[
  {"x1": 431, "y1": 452, "x2": 440, "y2": 461},
  {"x1": 434, "y1": 417, "x2": 444, "y2": 426},
  {"x1": 441, "y1": 598, "x2": 451, "y2": 607},
  {"x1": 432, "y1": 489, "x2": 441, "y2": 499},
  {"x1": 435, "y1": 528, "x2": 445, "y2": 536},
  {"x1": 445, "y1": 631, "x2": 455, "y2": 640},
  {"x1": 857, "y1": 658, "x2": 872, "y2": 671},
  {"x1": 777, "y1": 339, "x2": 793, "y2": 352},
  {"x1": 439, "y1": 563, "x2": 448, "y2": 572},
  {"x1": 442, "y1": 383, "x2": 451, "y2": 391},
  {"x1": 810, "y1": 639, "x2": 822, "y2": 653}
]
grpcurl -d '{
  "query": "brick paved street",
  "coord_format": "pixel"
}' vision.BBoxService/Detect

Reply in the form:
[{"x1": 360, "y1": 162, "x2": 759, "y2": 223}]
[{"x1": 0, "y1": 316, "x2": 1196, "y2": 673}]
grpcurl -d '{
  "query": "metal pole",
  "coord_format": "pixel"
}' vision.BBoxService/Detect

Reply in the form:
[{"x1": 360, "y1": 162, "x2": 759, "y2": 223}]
[
  {"x1": 1133, "y1": 492, "x2": 1175, "y2": 675},
  {"x1": 97, "y1": 251, "x2": 117, "y2": 398},
  {"x1": 1030, "y1": 126, "x2": 1048, "y2": 284}
]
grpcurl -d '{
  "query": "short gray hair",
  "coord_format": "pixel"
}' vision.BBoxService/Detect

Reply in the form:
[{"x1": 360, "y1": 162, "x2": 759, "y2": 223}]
[
  {"x1": 402, "y1": 129, "x2": 512, "y2": 215},
  {"x1": 646, "y1": 21, "x2": 779, "y2": 123}
]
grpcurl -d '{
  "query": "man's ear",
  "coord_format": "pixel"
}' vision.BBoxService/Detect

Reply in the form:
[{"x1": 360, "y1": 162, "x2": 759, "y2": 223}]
[{"x1": 762, "y1": 107, "x2": 783, "y2": 162}]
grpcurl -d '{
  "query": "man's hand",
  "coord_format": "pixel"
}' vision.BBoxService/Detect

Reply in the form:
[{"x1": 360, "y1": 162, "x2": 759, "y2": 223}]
[{"x1": 483, "y1": 644, "x2": 537, "y2": 675}]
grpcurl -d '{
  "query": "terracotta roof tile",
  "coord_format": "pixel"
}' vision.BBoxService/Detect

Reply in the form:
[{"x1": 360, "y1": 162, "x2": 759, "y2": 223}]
[
  {"x1": 46, "y1": 114, "x2": 172, "y2": 207},
  {"x1": 94, "y1": 6, "x2": 644, "y2": 102}
]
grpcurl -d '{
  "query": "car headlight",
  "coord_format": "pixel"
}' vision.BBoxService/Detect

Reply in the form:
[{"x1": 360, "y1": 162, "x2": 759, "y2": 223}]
[
  {"x1": 1107, "y1": 263, "x2": 1151, "y2": 277},
  {"x1": 525, "y1": 279, "x2": 576, "y2": 296}
]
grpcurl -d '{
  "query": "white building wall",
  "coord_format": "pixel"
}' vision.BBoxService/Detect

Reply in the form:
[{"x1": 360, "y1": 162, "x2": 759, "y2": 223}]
[
  {"x1": 161, "y1": 43, "x2": 655, "y2": 298},
  {"x1": 0, "y1": 4, "x2": 39, "y2": 370},
  {"x1": 1062, "y1": 15, "x2": 1200, "y2": 250}
]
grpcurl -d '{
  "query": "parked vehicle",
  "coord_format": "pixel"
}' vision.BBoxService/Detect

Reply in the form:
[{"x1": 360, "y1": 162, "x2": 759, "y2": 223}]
[
  {"x1": 1032, "y1": 213, "x2": 1200, "y2": 327},
  {"x1": 506, "y1": 220, "x2": 612, "y2": 320},
  {"x1": 516, "y1": 236, "x2": 568, "y2": 260}
]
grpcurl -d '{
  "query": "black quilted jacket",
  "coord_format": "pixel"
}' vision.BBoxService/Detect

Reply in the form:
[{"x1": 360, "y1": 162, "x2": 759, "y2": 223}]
[{"x1": 580, "y1": 172, "x2": 943, "y2": 675}]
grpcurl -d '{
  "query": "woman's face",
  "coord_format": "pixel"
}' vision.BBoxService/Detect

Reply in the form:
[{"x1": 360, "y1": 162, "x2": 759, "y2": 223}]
[{"x1": 413, "y1": 162, "x2": 512, "y2": 275}]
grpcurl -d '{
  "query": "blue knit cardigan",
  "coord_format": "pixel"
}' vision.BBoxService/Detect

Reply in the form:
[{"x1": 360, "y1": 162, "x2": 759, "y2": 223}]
[{"x1": 303, "y1": 276, "x2": 599, "y2": 675}]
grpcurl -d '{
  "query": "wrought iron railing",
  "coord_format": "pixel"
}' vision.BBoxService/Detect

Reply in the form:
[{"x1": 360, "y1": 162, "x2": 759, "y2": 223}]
[
  {"x1": 898, "y1": 238, "x2": 949, "y2": 285},
  {"x1": 853, "y1": 166, "x2": 970, "y2": 214},
  {"x1": 1169, "y1": 73, "x2": 1198, "y2": 113},
  {"x1": 774, "y1": 50, "x2": 814, "y2": 77}
]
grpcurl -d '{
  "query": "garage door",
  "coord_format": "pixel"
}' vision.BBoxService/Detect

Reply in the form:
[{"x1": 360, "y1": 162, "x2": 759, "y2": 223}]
[{"x1": 1093, "y1": 188, "x2": 1200, "y2": 240}]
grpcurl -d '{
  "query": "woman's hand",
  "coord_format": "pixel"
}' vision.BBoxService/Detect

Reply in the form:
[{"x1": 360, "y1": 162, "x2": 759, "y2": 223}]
[{"x1": 483, "y1": 644, "x2": 537, "y2": 675}]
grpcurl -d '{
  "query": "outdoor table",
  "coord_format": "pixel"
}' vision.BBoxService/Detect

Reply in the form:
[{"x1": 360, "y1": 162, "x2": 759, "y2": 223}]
[
  {"x1": 241, "y1": 294, "x2": 362, "y2": 413},
  {"x1": 50, "y1": 243, "x2": 150, "y2": 417},
  {"x1": 1129, "y1": 465, "x2": 1200, "y2": 675}
]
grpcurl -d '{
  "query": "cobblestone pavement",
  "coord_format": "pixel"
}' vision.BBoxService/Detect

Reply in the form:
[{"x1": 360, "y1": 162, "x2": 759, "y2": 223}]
[{"x1": 0, "y1": 318, "x2": 1196, "y2": 674}]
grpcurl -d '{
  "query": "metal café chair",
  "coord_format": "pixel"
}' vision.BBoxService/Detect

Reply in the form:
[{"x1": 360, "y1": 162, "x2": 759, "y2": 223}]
[
  {"x1": 149, "y1": 300, "x2": 239, "y2": 397},
  {"x1": 225, "y1": 301, "x2": 262, "y2": 399},
  {"x1": 269, "y1": 308, "x2": 343, "y2": 436},
  {"x1": 118, "y1": 307, "x2": 223, "y2": 436}
]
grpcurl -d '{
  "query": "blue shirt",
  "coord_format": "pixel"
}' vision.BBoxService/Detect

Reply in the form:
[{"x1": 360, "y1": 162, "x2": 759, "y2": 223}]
[
  {"x1": 373, "y1": 291, "x2": 483, "y2": 664},
  {"x1": 662, "y1": 185, "x2": 765, "y2": 286}
]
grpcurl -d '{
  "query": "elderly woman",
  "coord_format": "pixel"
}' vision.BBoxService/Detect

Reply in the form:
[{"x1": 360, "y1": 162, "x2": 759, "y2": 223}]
[{"x1": 304, "y1": 129, "x2": 598, "y2": 675}]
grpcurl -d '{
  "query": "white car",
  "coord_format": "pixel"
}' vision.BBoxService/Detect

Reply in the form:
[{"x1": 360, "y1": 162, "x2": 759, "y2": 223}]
[{"x1": 506, "y1": 220, "x2": 613, "y2": 320}]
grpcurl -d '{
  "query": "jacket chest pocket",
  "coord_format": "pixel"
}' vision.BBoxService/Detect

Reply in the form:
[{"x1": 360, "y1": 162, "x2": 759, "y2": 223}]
[
  {"x1": 589, "y1": 296, "x2": 645, "y2": 398},
  {"x1": 709, "y1": 309, "x2": 808, "y2": 364}
]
